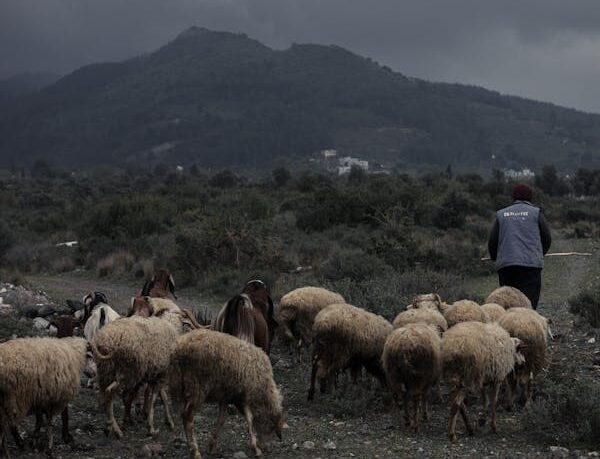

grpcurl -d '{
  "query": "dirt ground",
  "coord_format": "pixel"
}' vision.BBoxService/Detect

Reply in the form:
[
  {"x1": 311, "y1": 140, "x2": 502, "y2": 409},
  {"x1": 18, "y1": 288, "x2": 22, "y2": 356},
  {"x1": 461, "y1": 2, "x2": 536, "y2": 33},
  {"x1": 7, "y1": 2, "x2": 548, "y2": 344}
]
[{"x1": 6, "y1": 236, "x2": 600, "y2": 459}]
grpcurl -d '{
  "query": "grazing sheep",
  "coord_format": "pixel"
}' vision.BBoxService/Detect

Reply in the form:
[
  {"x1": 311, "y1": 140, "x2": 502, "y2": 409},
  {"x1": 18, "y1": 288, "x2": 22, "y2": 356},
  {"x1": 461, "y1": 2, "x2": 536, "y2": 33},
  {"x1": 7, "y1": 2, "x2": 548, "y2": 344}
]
[
  {"x1": 0, "y1": 337, "x2": 87, "y2": 457},
  {"x1": 308, "y1": 303, "x2": 393, "y2": 400},
  {"x1": 128, "y1": 295, "x2": 180, "y2": 317},
  {"x1": 141, "y1": 268, "x2": 177, "y2": 299},
  {"x1": 485, "y1": 286, "x2": 532, "y2": 310},
  {"x1": 392, "y1": 308, "x2": 448, "y2": 334},
  {"x1": 498, "y1": 307, "x2": 548, "y2": 408},
  {"x1": 92, "y1": 312, "x2": 195, "y2": 439},
  {"x1": 82, "y1": 292, "x2": 121, "y2": 343},
  {"x1": 169, "y1": 329, "x2": 284, "y2": 459},
  {"x1": 481, "y1": 303, "x2": 507, "y2": 323},
  {"x1": 408, "y1": 293, "x2": 443, "y2": 310},
  {"x1": 443, "y1": 300, "x2": 489, "y2": 328},
  {"x1": 441, "y1": 321, "x2": 524, "y2": 441},
  {"x1": 277, "y1": 287, "x2": 345, "y2": 358},
  {"x1": 382, "y1": 323, "x2": 441, "y2": 432}
]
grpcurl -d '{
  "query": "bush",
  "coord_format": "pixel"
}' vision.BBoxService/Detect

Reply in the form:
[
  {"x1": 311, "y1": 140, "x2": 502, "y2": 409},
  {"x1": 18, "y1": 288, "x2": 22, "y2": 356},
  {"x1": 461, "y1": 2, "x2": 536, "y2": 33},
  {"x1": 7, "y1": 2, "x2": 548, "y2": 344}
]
[
  {"x1": 96, "y1": 250, "x2": 136, "y2": 277},
  {"x1": 321, "y1": 248, "x2": 392, "y2": 282},
  {"x1": 569, "y1": 288, "x2": 600, "y2": 327},
  {"x1": 523, "y1": 376, "x2": 600, "y2": 447}
]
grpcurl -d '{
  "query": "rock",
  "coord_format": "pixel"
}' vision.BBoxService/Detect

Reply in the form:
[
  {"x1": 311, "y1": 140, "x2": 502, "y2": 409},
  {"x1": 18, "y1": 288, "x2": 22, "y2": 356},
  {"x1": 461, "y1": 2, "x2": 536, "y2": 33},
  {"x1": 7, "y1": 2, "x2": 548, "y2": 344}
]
[
  {"x1": 302, "y1": 441, "x2": 316, "y2": 449},
  {"x1": 32, "y1": 317, "x2": 50, "y2": 330},
  {"x1": 0, "y1": 304, "x2": 14, "y2": 315},
  {"x1": 549, "y1": 446, "x2": 569, "y2": 459},
  {"x1": 36, "y1": 304, "x2": 58, "y2": 317},
  {"x1": 588, "y1": 338, "x2": 596, "y2": 344},
  {"x1": 232, "y1": 452, "x2": 248, "y2": 459},
  {"x1": 274, "y1": 358, "x2": 292, "y2": 369},
  {"x1": 323, "y1": 440, "x2": 337, "y2": 450},
  {"x1": 137, "y1": 445, "x2": 152, "y2": 458}
]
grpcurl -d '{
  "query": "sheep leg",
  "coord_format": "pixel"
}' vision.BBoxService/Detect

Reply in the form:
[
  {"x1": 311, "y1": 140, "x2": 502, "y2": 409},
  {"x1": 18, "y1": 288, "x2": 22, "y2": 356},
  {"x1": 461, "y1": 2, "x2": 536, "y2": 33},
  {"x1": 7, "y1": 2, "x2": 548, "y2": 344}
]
[
  {"x1": 412, "y1": 394, "x2": 420, "y2": 433},
  {"x1": 146, "y1": 388, "x2": 159, "y2": 436},
  {"x1": 448, "y1": 388, "x2": 465, "y2": 442},
  {"x1": 44, "y1": 412, "x2": 54, "y2": 456},
  {"x1": 403, "y1": 390, "x2": 410, "y2": 427},
  {"x1": 459, "y1": 401, "x2": 473, "y2": 436},
  {"x1": 307, "y1": 353, "x2": 319, "y2": 401},
  {"x1": 523, "y1": 378, "x2": 533, "y2": 408},
  {"x1": 182, "y1": 403, "x2": 201, "y2": 459},
  {"x1": 422, "y1": 389, "x2": 430, "y2": 421},
  {"x1": 243, "y1": 405, "x2": 262, "y2": 458},
  {"x1": 33, "y1": 412, "x2": 43, "y2": 439},
  {"x1": 505, "y1": 373, "x2": 518, "y2": 411},
  {"x1": 10, "y1": 426, "x2": 24, "y2": 450},
  {"x1": 123, "y1": 389, "x2": 138, "y2": 425},
  {"x1": 478, "y1": 387, "x2": 488, "y2": 427},
  {"x1": 103, "y1": 381, "x2": 123, "y2": 439},
  {"x1": 208, "y1": 403, "x2": 226, "y2": 454},
  {"x1": 490, "y1": 382, "x2": 501, "y2": 433},
  {"x1": 61, "y1": 407, "x2": 73, "y2": 444},
  {"x1": 159, "y1": 388, "x2": 175, "y2": 431},
  {"x1": 1, "y1": 420, "x2": 11, "y2": 459}
]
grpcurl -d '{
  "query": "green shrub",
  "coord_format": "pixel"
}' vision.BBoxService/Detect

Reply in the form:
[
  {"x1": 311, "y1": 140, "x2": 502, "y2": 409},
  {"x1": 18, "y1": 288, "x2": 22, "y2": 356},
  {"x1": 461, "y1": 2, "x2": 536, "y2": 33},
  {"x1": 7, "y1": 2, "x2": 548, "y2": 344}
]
[
  {"x1": 569, "y1": 288, "x2": 600, "y2": 327},
  {"x1": 321, "y1": 248, "x2": 392, "y2": 282}
]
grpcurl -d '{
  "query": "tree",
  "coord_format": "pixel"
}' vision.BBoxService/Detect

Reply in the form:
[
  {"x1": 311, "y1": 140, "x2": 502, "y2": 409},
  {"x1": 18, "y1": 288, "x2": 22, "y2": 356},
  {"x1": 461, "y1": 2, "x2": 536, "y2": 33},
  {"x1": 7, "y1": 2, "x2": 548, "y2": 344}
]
[
  {"x1": 347, "y1": 165, "x2": 367, "y2": 184},
  {"x1": 272, "y1": 167, "x2": 291, "y2": 187},
  {"x1": 30, "y1": 158, "x2": 54, "y2": 178},
  {"x1": 535, "y1": 164, "x2": 569, "y2": 196}
]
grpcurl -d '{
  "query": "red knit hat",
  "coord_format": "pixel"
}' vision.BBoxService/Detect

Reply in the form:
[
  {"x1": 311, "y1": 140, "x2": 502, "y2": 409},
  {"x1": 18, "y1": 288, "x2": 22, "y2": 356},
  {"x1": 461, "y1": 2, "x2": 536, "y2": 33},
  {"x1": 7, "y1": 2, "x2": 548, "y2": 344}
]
[{"x1": 512, "y1": 184, "x2": 533, "y2": 201}]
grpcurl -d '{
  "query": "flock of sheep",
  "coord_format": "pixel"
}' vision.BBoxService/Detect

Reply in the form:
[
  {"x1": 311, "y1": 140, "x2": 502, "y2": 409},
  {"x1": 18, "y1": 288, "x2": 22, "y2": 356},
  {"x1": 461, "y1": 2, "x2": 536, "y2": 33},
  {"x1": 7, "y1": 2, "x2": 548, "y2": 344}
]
[{"x1": 0, "y1": 271, "x2": 549, "y2": 459}]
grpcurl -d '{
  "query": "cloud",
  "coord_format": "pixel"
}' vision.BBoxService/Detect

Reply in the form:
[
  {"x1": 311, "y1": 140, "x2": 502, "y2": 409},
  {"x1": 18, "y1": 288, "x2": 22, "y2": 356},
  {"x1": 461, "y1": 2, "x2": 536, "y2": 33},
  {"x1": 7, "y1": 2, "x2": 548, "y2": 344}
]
[{"x1": 2, "y1": 0, "x2": 600, "y2": 111}]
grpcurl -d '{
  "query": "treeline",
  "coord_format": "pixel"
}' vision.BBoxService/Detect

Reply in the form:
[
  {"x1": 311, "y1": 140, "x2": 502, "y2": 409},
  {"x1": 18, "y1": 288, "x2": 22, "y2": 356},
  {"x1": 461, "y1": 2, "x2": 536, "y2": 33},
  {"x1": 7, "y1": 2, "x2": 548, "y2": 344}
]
[{"x1": 0, "y1": 166, "x2": 599, "y2": 310}]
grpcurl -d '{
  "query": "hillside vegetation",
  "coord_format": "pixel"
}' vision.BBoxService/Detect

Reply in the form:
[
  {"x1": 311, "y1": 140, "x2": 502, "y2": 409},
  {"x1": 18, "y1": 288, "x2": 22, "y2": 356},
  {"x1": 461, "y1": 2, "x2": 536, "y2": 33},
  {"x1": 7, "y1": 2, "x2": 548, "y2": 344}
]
[{"x1": 1, "y1": 27, "x2": 600, "y2": 170}]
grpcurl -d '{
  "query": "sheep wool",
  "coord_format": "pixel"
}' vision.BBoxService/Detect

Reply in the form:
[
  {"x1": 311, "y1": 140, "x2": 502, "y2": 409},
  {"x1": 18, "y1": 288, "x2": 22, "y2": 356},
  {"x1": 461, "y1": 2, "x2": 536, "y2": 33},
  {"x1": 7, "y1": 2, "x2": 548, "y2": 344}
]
[
  {"x1": 481, "y1": 303, "x2": 507, "y2": 322},
  {"x1": 382, "y1": 323, "x2": 441, "y2": 432},
  {"x1": 169, "y1": 329, "x2": 284, "y2": 459},
  {"x1": 277, "y1": 286, "x2": 345, "y2": 350},
  {"x1": 443, "y1": 300, "x2": 489, "y2": 328},
  {"x1": 485, "y1": 286, "x2": 532, "y2": 310},
  {"x1": 392, "y1": 308, "x2": 448, "y2": 334},
  {"x1": 308, "y1": 303, "x2": 393, "y2": 400},
  {"x1": 441, "y1": 321, "x2": 523, "y2": 441},
  {"x1": 84, "y1": 303, "x2": 121, "y2": 342},
  {"x1": 0, "y1": 337, "x2": 87, "y2": 454},
  {"x1": 93, "y1": 314, "x2": 182, "y2": 439},
  {"x1": 498, "y1": 307, "x2": 548, "y2": 408}
]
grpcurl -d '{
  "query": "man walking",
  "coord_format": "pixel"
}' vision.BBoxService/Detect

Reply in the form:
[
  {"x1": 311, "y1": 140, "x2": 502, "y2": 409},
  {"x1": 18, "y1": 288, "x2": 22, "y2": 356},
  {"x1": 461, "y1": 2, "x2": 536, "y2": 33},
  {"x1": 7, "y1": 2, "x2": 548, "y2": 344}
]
[{"x1": 488, "y1": 184, "x2": 552, "y2": 309}]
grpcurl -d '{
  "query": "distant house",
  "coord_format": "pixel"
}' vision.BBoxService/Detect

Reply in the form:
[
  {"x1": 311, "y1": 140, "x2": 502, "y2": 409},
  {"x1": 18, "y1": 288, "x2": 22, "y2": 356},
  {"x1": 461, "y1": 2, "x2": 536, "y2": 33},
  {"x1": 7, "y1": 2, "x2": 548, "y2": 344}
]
[
  {"x1": 337, "y1": 156, "x2": 369, "y2": 175},
  {"x1": 321, "y1": 149, "x2": 338, "y2": 158},
  {"x1": 504, "y1": 168, "x2": 535, "y2": 179}
]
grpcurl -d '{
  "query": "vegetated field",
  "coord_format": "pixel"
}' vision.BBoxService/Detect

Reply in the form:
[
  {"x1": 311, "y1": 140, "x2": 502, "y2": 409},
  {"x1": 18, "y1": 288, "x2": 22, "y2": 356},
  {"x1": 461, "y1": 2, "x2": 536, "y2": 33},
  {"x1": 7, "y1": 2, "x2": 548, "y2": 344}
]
[{"x1": 5, "y1": 235, "x2": 600, "y2": 459}]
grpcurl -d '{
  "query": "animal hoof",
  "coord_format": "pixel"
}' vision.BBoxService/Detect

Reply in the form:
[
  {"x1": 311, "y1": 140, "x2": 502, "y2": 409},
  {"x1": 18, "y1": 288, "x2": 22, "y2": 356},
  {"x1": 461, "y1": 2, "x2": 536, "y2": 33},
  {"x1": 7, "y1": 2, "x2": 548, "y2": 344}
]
[
  {"x1": 148, "y1": 428, "x2": 159, "y2": 437},
  {"x1": 449, "y1": 433, "x2": 457, "y2": 442},
  {"x1": 254, "y1": 447, "x2": 263, "y2": 457}
]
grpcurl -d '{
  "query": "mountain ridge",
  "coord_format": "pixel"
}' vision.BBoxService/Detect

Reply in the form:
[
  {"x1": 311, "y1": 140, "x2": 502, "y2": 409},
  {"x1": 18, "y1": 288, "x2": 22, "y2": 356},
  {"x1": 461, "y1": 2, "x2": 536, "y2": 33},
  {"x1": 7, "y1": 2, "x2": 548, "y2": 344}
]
[{"x1": 1, "y1": 27, "x2": 599, "y2": 171}]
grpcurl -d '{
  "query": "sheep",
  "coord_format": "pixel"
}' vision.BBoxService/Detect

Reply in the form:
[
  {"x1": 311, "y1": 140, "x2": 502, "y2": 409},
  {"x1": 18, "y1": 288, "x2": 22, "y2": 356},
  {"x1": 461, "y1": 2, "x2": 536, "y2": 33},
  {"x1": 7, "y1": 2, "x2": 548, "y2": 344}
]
[
  {"x1": 498, "y1": 307, "x2": 548, "y2": 409},
  {"x1": 169, "y1": 329, "x2": 284, "y2": 459},
  {"x1": 277, "y1": 286, "x2": 345, "y2": 358},
  {"x1": 141, "y1": 268, "x2": 177, "y2": 299},
  {"x1": 441, "y1": 321, "x2": 524, "y2": 441},
  {"x1": 485, "y1": 286, "x2": 532, "y2": 310},
  {"x1": 443, "y1": 300, "x2": 489, "y2": 328},
  {"x1": 82, "y1": 292, "x2": 121, "y2": 343},
  {"x1": 91, "y1": 311, "x2": 195, "y2": 439},
  {"x1": 392, "y1": 308, "x2": 448, "y2": 335},
  {"x1": 0, "y1": 337, "x2": 87, "y2": 457},
  {"x1": 128, "y1": 295, "x2": 180, "y2": 317},
  {"x1": 382, "y1": 323, "x2": 441, "y2": 432},
  {"x1": 308, "y1": 303, "x2": 393, "y2": 400},
  {"x1": 481, "y1": 303, "x2": 507, "y2": 323}
]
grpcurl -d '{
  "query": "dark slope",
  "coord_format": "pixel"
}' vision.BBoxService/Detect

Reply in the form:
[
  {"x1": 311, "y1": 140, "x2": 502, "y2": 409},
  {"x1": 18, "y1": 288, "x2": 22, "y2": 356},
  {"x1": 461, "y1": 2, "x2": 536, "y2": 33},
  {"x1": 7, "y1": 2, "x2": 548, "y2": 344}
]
[{"x1": 1, "y1": 26, "x2": 600, "y2": 170}]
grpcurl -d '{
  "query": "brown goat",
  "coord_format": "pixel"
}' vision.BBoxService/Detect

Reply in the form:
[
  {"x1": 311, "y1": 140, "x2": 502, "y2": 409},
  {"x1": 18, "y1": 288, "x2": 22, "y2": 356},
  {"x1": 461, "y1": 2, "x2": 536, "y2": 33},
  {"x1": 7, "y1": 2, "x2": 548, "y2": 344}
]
[{"x1": 141, "y1": 268, "x2": 176, "y2": 299}]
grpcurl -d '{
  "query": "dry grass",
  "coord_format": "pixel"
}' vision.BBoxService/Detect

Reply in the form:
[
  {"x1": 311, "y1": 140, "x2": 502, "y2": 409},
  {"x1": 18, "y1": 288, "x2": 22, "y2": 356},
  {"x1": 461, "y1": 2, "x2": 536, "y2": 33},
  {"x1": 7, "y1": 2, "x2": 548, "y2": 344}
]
[{"x1": 96, "y1": 250, "x2": 135, "y2": 277}]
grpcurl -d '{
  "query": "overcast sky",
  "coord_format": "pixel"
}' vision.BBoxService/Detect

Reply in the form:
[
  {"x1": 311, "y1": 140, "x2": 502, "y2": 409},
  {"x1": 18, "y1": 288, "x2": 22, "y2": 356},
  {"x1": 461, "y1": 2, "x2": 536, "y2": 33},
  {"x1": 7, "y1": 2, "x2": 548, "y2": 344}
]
[{"x1": 3, "y1": 0, "x2": 600, "y2": 112}]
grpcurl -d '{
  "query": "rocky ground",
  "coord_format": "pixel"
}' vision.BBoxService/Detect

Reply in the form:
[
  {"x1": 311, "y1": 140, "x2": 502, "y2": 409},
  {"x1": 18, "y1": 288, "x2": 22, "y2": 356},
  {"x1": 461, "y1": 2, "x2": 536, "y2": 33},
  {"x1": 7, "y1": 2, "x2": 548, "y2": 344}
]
[{"x1": 1, "y1": 237, "x2": 599, "y2": 459}]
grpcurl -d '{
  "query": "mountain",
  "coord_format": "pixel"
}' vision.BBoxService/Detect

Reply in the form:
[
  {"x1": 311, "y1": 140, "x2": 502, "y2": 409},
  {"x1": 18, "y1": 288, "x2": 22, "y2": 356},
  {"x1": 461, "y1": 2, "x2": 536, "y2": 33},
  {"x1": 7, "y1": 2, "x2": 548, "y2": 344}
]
[
  {"x1": 0, "y1": 72, "x2": 60, "y2": 100},
  {"x1": 1, "y1": 26, "x2": 600, "y2": 171}
]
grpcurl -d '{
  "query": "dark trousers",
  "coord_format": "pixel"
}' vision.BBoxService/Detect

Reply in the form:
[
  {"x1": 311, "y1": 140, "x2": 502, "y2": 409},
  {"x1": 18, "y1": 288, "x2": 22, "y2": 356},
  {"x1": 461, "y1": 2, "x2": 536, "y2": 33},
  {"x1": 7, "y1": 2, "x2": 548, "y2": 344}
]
[{"x1": 498, "y1": 266, "x2": 542, "y2": 309}]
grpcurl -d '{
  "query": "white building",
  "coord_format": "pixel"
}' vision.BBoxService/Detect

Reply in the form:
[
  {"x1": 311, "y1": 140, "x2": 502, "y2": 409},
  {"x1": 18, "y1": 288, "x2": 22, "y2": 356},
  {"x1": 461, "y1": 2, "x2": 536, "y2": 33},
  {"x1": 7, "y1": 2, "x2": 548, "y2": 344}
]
[
  {"x1": 504, "y1": 168, "x2": 535, "y2": 179},
  {"x1": 337, "y1": 156, "x2": 369, "y2": 175}
]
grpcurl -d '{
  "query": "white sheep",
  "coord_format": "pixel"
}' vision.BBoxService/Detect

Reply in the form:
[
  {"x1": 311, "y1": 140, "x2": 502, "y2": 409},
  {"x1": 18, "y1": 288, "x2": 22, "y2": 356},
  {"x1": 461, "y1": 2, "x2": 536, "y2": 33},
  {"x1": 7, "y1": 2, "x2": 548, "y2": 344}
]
[
  {"x1": 169, "y1": 329, "x2": 285, "y2": 459},
  {"x1": 308, "y1": 303, "x2": 393, "y2": 400},
  {"x1": 485, "y1": 286, "x2": 532, "y2": 310},
  {"x1": 443, "y1": 300, "x2": 489, "y2": 328},
  {"x1": 392, "y1": 307, "x2": 448, "y2": 334},
  {"x1": 441, "y1": 321, "x2": 524, "y2": 441},
  {"x1": 382, "y1": 323, "x2": 441, "y2": 432},
  {"x1": 0, "y1": 337, "x2": 87, "y2": 456}
]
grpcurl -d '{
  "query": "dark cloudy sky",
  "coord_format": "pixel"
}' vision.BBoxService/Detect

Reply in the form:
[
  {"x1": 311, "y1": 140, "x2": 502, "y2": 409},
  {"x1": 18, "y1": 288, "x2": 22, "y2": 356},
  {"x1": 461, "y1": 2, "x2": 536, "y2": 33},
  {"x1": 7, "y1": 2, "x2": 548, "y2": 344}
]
[{"x1": 3, "y1": 0, "x2": 600, "y2": 112}]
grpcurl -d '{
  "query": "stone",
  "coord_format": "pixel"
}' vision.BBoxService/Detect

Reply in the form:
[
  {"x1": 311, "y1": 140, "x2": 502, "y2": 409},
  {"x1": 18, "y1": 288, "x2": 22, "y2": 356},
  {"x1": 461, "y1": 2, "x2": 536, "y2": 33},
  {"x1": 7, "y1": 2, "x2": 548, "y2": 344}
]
[
  {"x1": 549, "y1": 446, "x2": 569, "y2": 459},
  {"x1": 323, "y1": 440, "x2": 337, "y2": 450},
  {"x1": 302, "y1": 441, "x2": 316, "y2": 449},
  {"x1": 32, "y1": 317, "x2": 50, "y2": 330}
]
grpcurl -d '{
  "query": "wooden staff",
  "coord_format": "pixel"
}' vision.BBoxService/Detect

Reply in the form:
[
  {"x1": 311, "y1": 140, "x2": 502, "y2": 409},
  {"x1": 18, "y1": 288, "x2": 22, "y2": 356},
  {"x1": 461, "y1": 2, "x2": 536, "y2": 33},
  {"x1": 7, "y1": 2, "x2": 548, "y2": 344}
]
[{"x1": 480, "y1": 252, "x2": 592, "y2": 261}]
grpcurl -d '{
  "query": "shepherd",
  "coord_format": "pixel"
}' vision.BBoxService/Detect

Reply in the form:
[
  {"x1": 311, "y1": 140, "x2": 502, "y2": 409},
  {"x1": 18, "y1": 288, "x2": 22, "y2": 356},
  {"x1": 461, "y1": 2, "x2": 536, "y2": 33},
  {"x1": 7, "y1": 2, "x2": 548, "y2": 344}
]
[{"x1": 487, "y1": 184, "x2": 552, "y2": 309}]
